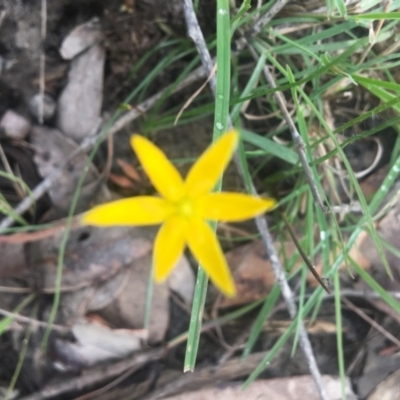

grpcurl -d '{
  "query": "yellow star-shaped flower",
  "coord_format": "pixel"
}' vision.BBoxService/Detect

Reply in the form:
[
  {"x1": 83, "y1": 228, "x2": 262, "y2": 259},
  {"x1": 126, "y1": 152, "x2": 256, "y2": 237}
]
[{"x1": 82, "y1": 130, "x2": 276, "y2": 297}]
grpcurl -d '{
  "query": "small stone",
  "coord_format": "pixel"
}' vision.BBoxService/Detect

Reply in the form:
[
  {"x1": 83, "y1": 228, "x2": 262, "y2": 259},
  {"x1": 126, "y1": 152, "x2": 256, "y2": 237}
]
[
  {"x1": 29, "y1": 93, "x2": 57, "y2": 122},
  {"x1": 0, "y1": 110, "x2": 31, "y2": 139},
  {"x1": 60, "y1": 18, "x2": 103, "y2": 60},
  {"x1": 57, "y1": 43, "x2": 104, "y2": 142}
]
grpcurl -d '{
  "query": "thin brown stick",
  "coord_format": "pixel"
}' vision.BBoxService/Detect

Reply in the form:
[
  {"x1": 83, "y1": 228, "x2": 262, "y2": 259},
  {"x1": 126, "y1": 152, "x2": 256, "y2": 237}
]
[
  {"x1": 143, "y1": 352, "x2": 268, "y2": 400},
  {"x1": 174, "y1": 64, "x2": 217, "y2": 125},
  {"x1": 281, "y1": 212, "x2": 330, "y2": 293},
  {"x1": 19, "y1": 348, "x2": 165, "y2": 400},
  {"x1": 0, "y1": 306, "x2": 68, "y2": 333}
]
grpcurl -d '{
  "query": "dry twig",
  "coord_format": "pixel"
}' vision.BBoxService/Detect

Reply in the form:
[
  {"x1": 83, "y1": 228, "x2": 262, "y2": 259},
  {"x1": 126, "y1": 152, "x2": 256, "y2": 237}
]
[
  {"x1": 19, "y1": 348, "x2": 164, "y2": 400},
  {"x1": 249, "y1": 0, "x2": 290, "y2": 37}
]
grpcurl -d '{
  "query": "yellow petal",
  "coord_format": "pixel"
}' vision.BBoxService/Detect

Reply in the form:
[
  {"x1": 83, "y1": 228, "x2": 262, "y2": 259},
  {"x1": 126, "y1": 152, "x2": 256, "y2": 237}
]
[
  {"x1": 131, "y1": 135, "x2": 185, "y2": 201},
  {"x1": 186, "y1": 218, "x2": 236, "y2": 297},
  {"x1": 185, "y1": 130, "x2": 239, "y2": 197},
  {"x1": 82, "y1": 197, "x2": 170, "y2": 226},
  {"x1": 153, "y1": 216, "x2": 187, "y2": 282},
  {"x1": 197, "y1": 193, "x2": 276, "y2": 221}
]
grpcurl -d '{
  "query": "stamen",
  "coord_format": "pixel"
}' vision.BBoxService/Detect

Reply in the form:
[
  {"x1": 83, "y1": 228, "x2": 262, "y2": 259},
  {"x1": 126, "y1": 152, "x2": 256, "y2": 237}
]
[{"x1": 178, "y1": 198, "x2": 194, "y2": 218}]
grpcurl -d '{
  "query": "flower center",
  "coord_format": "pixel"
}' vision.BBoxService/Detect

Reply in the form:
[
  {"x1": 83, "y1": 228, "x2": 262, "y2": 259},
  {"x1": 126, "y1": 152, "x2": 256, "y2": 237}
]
[{"x1": 177, "y1": 198, "x2": 194, "y2": 218}]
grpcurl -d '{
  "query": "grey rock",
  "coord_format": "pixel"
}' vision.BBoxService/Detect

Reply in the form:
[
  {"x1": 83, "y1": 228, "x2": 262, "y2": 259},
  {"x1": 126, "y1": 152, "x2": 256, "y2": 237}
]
[
  {"x1": 29, "y1": 93, "x2": 57, "y2": 122},
  {"x1": 0, "y1": 110, "x2": 31, "y2": 139},
  {"x1": 57, "y1": 43, "x2": 105, "y2": 142},
  {"x1": 60, "y1": 18, "x2": 102, "y2": 60}
]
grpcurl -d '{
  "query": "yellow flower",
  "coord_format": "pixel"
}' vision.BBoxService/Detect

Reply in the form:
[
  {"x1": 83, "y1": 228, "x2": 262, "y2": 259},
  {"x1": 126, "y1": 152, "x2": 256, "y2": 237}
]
[{"x1": 82, "y1": 130, "x2": 276, "y2": 297}]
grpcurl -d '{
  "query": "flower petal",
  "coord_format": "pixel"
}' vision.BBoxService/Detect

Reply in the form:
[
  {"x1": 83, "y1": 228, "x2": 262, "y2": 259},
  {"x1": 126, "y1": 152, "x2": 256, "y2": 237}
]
[
  {"x1": 185, "y1": 130, "x2": 238, "y2": 197},
  {"x1": 197, "y1": 193, "x2": 276, "y2": 221},
  {"x1": 186, "y1": 218, "x2": 236, "y2": 297},
  {"x1": 153, "y1": 216, "x2": 187, "y2": 282},
  {"x1": 131, "y1": 135, "x2": 185, "y2": 201},
  {"x1": 82, "y1": 197, "x2": 170, "y2": 226}
]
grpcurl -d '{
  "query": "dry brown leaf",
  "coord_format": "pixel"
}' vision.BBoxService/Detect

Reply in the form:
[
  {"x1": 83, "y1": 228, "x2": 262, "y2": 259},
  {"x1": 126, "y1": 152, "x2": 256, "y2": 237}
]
[
  {"x1": 357, "y1": 333, "x2": 400, "y2": 398},
  {"x1": 263, "y1": 319, "x2": 337, "y2": 335},
  {"x1": 54, "y1": 318, "x2": 147, "y2": 369},
  {"x1": 217, "y1": 240, "x2": 301, "y2": 308},
  {"x1": 346, "y1": 229, "x2": 372, "y2": 270},
  {"x1": 367, "y1": 368, "x2": 400, "y2": 400},
  {"x1": 165, "y1": 376, "x2": 356, "y2": 400},
  {"x1": 360, "y1": 165, "x2": 389, "y2": 200},
  {"x1": 108, "y1": 172, "x2": 137, "y2": 189},
  {"x1": 351, "y1": 197, "x2": 400, "y2": 291},
  {"x1": 311, "y1": 230, "x2": 371, "y2": 289},
  {"x1": 116, "y1": 158, "x2": 142, "y2": 182},
  {"x1": 0, "y1": 218, "x2": 193, "y2": 345}
]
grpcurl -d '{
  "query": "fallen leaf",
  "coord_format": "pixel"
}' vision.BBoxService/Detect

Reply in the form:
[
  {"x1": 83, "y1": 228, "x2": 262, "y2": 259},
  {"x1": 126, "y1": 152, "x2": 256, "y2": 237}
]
[
  {"x1": 165, "y1": 375, "x2": 356, "y2": 400},
  {"x1": 116, "y1": 158, "x2": 142, "y2": 182},
  {"x1": 357, "y1": 333, "x2": 400, "y2": 398},
  {"x1": 108, "y1": 172, "x2": 137, "y2": 189},
  {"x1": 216, "y1": 240, "x2": 301, "y2": 308},
  {"x1": 352, "y1": 195, "x2": 400, "y2": 291},
  {"x1": 367, "y1": 368, "x2": 400, "y2": 400},
  {"x1": 1, "y1": 219, "x2": 193, "y2": 344},
  {"x1": 54, "y1": 318, "x2": 147, "y2": 369}
]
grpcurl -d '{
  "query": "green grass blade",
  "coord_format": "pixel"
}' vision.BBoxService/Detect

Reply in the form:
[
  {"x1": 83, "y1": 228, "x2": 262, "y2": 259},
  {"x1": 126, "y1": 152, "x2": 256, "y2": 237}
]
[
  {"x1": 350, "y1": 12, "x2": 400, "y2": 20},
  {"x1": 242, "y1": 284, "x2": 281, "y2": 358},
  {"x1": 241, "y1": 130, "x2": 299, "y2": 165},
  {"x1": 350, "y1": 259, "x2": 400, "y2": 314},
  {"x1": 290, "y1": 80, "x2": 392, "y2": 279},
  {"x1": 5, "y1": 302, "x2": 37, "y2": 400},
  {"x1": 0, "y1": 294, "x2": 35, "y2": 334},
  {"x1": 369, "y1": 154, "x2": 400, "y2": 215},
  {"x1": 243, "y1": 317, "x2": 299, "y2": 387},
  {"x1": 231, "y1": 0, "x2": 251, "y2": 33},
  {"x1": 184, "y1": 0, "x2": 232, "y2": 372}
]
